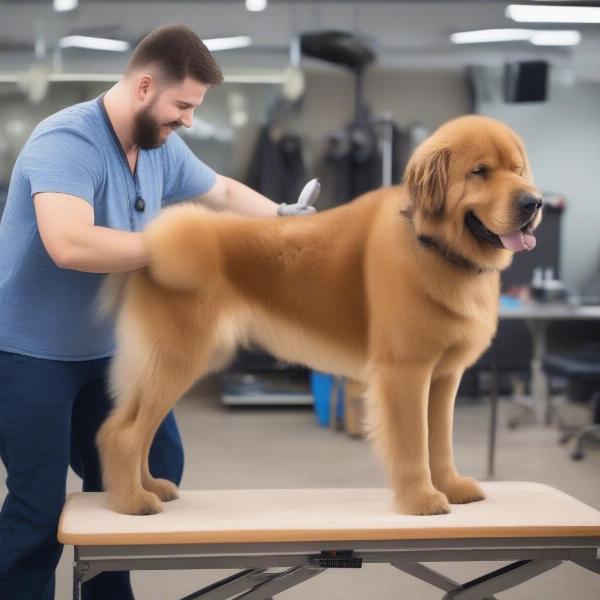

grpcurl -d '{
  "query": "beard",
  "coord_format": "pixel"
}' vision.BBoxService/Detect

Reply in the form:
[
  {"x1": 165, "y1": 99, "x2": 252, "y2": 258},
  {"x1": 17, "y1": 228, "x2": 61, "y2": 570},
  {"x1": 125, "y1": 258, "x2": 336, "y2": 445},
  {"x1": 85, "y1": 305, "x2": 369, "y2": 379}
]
[{"x1": 132, "y1": 102, "x2": 181, "y2": 150}]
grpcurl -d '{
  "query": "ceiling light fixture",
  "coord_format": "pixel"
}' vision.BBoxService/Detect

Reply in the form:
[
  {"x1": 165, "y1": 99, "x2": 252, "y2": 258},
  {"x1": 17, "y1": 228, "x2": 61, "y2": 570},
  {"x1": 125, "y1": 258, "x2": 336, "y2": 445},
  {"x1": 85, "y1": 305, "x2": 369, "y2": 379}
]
[
  {"x1": 530, "y1": 30, "x2": 581, "y2": 46},
  {"x1": 451, "y1": 28, "x2": 580, "y2": 46},
  {"x1": 203, "y1": 36, "x2": 252, "y2": 51},
  {"x1": 246, "y1": 0, "x2": 267, "y2": 12},
  {"x1": 53, "y1": 0, "x2": 78, "y2": 12},
  {"x1": 506, "y1": 4, "x2": 600, "y2": 23},
  {"x1": 451, "y1": 29, "x2": 532, "y2": 44},
  {"x1": 59, "y1": 36, "x2": 130, "y2": 52}
]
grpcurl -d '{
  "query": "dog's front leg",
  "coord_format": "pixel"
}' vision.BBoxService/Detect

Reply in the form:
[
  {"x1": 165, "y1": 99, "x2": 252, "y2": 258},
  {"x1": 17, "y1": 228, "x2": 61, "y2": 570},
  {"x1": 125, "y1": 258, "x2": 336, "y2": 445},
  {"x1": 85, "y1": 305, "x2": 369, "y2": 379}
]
[
  {"x1": 370, "y1": 363, "x2": 450, "y2": 515},
  {"x1": 428, "y1": 372, "x2": 485, "y2": 504}
]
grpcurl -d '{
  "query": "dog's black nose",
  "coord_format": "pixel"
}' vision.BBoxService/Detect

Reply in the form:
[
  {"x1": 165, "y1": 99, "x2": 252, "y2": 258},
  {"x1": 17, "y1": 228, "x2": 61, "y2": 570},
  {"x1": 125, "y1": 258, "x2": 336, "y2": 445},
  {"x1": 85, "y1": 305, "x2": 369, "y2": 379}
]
[{"x1": 518, "y1": 193, "x2": 543, "y2": 213}]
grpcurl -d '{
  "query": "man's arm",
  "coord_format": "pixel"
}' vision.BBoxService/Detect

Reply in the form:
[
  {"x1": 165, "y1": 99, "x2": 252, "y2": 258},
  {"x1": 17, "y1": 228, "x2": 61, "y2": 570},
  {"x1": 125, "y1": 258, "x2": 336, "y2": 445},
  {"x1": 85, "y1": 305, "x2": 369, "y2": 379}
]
[
  {"x1": 34, "y1": 192, "x2": 148, "y2": 273},
  {"x1": 196, "y1": 174, "x2": 279, "y2": 217}
]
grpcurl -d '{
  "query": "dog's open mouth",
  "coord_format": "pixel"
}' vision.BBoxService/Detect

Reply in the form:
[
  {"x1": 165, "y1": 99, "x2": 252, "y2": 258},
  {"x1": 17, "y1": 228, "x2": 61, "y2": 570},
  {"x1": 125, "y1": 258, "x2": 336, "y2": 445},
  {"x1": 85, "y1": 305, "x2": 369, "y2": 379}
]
[{"x1": 466, "y1": 212, "x2": 537, "y2": 252}]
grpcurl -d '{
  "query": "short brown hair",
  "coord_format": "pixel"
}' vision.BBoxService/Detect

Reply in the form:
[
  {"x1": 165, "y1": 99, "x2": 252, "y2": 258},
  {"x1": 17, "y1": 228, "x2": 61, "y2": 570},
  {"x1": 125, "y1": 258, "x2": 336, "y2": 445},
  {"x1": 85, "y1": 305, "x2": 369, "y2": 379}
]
[{"x1": 127, "y1": 24, "x2": 224, "y2": 86}]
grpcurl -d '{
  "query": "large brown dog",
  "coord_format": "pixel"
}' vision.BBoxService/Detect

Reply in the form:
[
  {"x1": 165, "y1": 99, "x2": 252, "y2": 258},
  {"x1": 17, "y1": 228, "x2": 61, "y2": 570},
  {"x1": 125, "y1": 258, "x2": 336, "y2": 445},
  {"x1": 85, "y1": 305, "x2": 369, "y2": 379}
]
[{"x1": 97, "y1": 115, "x2": 542, "y2": 516}]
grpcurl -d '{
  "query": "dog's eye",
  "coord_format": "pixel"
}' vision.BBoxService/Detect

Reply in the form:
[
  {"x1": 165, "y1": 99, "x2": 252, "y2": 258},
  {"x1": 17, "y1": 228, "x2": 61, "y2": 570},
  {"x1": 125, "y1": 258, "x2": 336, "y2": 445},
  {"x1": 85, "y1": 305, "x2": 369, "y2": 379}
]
[{"x1": 471, "y1": 166, "x2": 488, "y2": 176}]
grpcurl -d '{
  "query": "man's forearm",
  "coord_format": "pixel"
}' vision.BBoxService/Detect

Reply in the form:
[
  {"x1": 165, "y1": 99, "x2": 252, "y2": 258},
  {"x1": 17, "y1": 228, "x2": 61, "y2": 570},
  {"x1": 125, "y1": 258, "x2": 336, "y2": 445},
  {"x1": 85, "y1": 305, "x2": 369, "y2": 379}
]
[
  {"x1": 61, "y1": 225, "x2": 148, "y2": 273},
  {"x1": 222, "y1": 177, "x2": 279, "y2": 217}
]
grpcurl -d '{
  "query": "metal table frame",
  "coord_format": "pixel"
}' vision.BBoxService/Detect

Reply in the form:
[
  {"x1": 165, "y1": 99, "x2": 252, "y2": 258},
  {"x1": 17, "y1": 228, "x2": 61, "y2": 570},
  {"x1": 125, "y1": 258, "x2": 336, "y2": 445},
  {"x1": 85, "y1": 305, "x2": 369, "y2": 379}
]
[{"x1": 72, "y1": 536, "x2": 600, "y2": 600}]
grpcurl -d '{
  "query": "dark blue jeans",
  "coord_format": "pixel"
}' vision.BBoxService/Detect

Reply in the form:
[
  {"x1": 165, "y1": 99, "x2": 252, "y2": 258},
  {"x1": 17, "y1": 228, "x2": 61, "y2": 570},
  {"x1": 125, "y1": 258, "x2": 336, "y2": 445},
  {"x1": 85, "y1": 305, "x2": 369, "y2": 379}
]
[{"x1": 0, "y1": 350, "x2": 184, "y2": 600}]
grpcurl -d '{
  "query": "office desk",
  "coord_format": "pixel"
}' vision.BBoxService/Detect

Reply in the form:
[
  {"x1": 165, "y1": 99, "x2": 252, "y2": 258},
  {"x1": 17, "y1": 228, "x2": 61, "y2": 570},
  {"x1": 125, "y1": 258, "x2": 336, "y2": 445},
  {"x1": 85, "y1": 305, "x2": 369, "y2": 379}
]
[
  {"x1": 486, "y1": 302, "x2": 600, "y2": 479},
  {"x1": 499, "y1": 302, "x2": 600, "y2": 423}
]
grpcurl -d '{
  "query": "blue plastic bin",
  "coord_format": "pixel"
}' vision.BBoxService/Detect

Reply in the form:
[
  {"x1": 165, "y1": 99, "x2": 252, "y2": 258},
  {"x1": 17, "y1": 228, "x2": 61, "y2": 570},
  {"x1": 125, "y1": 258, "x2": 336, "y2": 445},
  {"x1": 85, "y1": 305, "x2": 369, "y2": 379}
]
[
  {"x1": 310, "y1": 371, "x2": 345, "y2": 427},
  {"x1": 310, "y1": 371, "x2": 333, "y2": 426}
]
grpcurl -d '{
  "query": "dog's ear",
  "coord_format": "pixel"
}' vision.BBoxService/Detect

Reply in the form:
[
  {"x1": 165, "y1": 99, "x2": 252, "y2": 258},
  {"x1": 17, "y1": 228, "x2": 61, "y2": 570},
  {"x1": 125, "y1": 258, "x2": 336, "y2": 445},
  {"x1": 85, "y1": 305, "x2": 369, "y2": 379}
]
[
  {"x1": 514, "y1": 134, "x2": 535, "y2": 186},
  {"x1": 404, "y1": 146, "x2": 450, "y2": 218}
]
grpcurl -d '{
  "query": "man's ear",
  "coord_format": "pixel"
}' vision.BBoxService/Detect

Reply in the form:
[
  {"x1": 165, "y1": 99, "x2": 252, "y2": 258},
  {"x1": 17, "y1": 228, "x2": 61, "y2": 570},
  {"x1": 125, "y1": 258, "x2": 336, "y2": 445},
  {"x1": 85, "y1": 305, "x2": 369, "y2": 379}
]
[
  {"x1": 404, "y1": 146, "x2": 450, "y2": 218},
  {"x1": 136, "y1": 73, "x2": 153, "y2": 101}
]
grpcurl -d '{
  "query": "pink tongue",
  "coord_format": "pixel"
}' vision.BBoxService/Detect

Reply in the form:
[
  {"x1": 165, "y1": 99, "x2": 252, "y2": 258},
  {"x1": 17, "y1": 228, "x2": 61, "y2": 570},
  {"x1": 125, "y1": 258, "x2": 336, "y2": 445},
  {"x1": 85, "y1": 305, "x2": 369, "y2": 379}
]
[{"x1": 499, "y1": 231, "x2": 536, "y2": 252}]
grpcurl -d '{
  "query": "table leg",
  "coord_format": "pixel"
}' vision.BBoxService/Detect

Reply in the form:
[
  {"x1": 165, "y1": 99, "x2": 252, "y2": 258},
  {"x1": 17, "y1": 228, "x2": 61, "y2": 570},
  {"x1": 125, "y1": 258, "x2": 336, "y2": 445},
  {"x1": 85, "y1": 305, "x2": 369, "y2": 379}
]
[
  {"x1": 73, "y1": 547, "x2": 81, "y2": 600},
  {"x1": 526, "y1": 320, "x2": 550, "y2": 425},
  {"x1": 487, "y1": 340, "x2": 499, "y2": 480}
]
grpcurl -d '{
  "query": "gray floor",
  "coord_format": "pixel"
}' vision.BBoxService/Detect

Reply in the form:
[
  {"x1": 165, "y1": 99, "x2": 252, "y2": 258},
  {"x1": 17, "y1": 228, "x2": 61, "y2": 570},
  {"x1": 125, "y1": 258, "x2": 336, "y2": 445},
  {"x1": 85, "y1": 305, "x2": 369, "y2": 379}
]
[{"x1": 2, "y1": 377, "x2": 600, "y2": 599}]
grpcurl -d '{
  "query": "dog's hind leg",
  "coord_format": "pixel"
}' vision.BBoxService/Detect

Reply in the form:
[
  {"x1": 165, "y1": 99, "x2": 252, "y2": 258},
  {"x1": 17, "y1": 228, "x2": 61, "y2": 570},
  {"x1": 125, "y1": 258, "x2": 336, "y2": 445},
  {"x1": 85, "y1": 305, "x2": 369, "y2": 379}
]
[
  {"x1": 97, "y1": 350, "x2": 199, "y2": 515},
  {"x1": 139, "y1": 429, "x2": 180, "y2": 503},
  {"x1": 97, "y1": 387, "x2": 161, "y2": 515},
  {"x1": 138, "y1": 336, "x2": 240, "y2": 505}
]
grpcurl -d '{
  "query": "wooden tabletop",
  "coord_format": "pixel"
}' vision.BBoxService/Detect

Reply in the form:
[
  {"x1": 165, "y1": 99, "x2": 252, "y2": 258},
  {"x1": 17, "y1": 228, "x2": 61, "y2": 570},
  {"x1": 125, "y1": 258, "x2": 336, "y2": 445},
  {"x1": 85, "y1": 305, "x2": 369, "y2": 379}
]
[{"x1": 58, "y1": 482, "x2": 600, "y2": 546}]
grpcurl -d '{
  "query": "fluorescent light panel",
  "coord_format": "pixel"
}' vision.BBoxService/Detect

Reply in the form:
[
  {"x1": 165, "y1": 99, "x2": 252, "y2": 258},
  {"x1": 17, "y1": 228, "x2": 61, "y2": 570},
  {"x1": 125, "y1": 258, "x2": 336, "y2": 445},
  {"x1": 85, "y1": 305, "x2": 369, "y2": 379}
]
[
  {"x1": 507, "y1": 4, "x2": 600, "y2": 23},
  {"x1": 57, "y1": 35, "x2": 248, "y2": 54},
  {"x1": 451, "y1": 29, "x2": 531, "y2": 44},
  {"x1": 59, "y1": 35, "x2": 130, "y2": 52},
  {"x1": 53, "y1": 0, "x2": 78, "y2": 12},
  {"x1": 203, "y1": 36, "x2": 252, "y2": 51},
  {"x1": 530, "y1": 30, "x2": 581, "y2": 46},
  {"x1": 451, "y1": 28, "x2": 580, "y2": 46},
  {"x1": 246, "y1": 0, "x2": 267, "y2": 12}
]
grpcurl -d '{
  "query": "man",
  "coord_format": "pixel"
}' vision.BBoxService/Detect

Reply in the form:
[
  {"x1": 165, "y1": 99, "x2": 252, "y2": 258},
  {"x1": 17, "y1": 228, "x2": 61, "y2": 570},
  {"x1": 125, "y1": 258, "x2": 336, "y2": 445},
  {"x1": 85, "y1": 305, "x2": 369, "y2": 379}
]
[{"x1": 0, "y1": 24, "x2": 314, "y2": 600}]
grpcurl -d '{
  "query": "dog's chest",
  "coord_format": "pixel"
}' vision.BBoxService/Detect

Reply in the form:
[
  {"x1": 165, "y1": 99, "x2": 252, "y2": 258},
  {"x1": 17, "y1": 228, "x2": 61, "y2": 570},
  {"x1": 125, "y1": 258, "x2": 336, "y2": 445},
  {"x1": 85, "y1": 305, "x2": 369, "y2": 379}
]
[{"x1": 431, "y1": 284, "x2": 498, "y2": 371}]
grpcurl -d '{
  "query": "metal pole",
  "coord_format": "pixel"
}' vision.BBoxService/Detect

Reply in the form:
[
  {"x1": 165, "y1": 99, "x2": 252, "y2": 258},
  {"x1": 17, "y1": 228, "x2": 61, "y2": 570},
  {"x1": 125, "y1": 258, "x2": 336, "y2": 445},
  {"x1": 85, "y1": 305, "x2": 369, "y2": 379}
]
[{"x1": 487, "y1": 341, "x2": 499, "y2": 480}]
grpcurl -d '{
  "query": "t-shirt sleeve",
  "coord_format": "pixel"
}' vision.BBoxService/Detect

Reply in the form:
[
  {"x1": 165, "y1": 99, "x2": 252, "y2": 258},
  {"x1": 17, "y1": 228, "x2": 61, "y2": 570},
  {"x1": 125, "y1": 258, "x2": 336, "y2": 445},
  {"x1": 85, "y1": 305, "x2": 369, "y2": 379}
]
[
  {"x1": 162, "y1": 133, "x2": 217, "y2": 206},
  {"x1": 21, "y1": 128, "x2": 103, "y2": 206}
]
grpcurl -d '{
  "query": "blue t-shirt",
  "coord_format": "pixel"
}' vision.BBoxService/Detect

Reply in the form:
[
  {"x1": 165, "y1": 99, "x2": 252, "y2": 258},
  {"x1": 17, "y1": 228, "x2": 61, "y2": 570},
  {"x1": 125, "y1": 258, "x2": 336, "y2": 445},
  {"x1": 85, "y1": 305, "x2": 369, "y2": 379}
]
[{"x1": 0, "y1": 96, "x2": 216, "y2": 360}]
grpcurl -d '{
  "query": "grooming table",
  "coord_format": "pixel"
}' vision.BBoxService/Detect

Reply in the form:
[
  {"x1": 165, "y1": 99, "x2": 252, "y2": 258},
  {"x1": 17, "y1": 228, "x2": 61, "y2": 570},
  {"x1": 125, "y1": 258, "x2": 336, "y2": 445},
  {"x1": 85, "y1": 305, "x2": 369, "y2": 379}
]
[{"x1": 59, "y1": 482, "x2": 600, "y2": 599}]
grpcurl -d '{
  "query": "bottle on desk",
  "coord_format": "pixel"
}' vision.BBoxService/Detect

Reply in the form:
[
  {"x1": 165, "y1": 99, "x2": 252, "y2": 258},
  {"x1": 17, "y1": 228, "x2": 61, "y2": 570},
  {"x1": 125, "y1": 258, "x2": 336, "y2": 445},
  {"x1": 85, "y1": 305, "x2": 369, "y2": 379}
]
[{"x1": 531, "y1": 265, "x2": 567, "y2": 302}]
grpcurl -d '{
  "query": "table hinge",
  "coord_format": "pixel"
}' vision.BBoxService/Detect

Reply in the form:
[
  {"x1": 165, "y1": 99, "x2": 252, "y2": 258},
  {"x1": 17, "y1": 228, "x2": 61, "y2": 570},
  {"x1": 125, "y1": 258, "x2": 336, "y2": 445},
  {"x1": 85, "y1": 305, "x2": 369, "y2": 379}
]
[{"x1": 311, "y1": 550, "x2": 362, "y2": 568}]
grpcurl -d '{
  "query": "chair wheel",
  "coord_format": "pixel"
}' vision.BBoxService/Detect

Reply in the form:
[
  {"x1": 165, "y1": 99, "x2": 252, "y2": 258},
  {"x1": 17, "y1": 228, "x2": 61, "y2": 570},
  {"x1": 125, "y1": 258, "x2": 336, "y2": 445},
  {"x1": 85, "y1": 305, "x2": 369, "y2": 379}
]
[
  {"x1": 571, "y1": 450, "x2": 584, "y2": 461},
  {"x1": 507, "y1": 419, "x2": 519, "y2": 430},
  {"x1": 559, "y1": 434, "x2": 571, "y2": 445}
]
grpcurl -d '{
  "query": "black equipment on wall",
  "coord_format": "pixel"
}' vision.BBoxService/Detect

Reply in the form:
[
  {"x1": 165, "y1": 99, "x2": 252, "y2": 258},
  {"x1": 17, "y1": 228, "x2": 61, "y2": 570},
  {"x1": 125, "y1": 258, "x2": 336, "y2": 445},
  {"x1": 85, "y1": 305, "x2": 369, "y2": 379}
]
[
  {"x1": 245, "y1": 125, "x2": 307, "y2": 206},
  {"x1": 503, "y1": 60, "x2": 549, "y2": 103},
  {"x1": 299, "y1": 30, "x2": 376, "y2": 73},
  {"x1": 325, "y1": 124, "x2": 382, "y2": 203},
  {"x1": 300, "y1": 30, "x2": 404, "y2": 204},
  {"x1": 300, "y1": 29, "x2": 375, "y2": 126}
]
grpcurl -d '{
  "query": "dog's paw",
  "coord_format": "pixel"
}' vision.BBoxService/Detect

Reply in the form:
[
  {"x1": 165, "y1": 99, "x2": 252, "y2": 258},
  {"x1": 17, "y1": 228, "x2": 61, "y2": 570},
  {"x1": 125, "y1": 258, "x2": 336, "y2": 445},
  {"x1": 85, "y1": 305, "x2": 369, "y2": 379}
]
[
  {"x1": 434, "y1": 474, "x2": 485, "y2": 505},
  {"x1": 394, "y1": 487, "x2": 450, "y2": 516},
  {"x1": 143, "y1": 478, "x2": 179, "y2": 502},
  {"x1": 108, "y1": 490, "x2": 163, "y2": 516}
]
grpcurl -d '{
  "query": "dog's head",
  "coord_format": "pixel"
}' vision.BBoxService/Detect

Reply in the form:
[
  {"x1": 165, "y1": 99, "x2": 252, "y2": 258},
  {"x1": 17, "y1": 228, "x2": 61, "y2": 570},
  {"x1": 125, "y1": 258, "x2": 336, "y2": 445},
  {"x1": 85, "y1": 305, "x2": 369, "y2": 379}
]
[{"x1": 404, "y1": 115, "x2": 542, "y2": 271}]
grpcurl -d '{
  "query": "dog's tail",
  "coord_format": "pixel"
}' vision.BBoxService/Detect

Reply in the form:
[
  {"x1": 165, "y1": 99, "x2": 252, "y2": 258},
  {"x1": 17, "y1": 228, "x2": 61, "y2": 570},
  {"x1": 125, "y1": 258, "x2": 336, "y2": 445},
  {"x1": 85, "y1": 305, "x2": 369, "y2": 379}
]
[
  {"x1": 143, "y1": 202, "x2": 225, "y2": 292},
  {"x1": 96, "y1": 204, "x2": 226, "y2": 319}
]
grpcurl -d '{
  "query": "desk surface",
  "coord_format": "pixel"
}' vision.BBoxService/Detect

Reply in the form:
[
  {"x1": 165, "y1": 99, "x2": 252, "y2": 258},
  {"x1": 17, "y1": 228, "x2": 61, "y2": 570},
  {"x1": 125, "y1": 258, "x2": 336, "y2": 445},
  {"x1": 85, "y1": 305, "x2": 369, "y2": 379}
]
[
  {"x1": 500, "y1": 302, "x2": 600, "y2": 320},
  {"x1": 58, "y1": 482, "x2": 600, "y2": 546}
]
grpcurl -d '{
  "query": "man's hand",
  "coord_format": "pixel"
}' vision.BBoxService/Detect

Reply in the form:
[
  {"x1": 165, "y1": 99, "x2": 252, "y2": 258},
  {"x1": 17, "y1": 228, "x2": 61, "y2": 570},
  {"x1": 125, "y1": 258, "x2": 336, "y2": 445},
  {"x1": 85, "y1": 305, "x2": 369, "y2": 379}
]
[{"x1": 277, "y1": 178, "x2": 320, "y2": 217}]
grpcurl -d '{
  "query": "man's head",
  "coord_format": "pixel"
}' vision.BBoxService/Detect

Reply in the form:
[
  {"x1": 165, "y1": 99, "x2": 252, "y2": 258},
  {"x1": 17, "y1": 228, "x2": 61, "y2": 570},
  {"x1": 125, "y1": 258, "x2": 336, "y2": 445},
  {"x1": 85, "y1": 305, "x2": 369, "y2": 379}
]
[{"x1": 125, "y1": 24, "x2": 224, "y2": 149}]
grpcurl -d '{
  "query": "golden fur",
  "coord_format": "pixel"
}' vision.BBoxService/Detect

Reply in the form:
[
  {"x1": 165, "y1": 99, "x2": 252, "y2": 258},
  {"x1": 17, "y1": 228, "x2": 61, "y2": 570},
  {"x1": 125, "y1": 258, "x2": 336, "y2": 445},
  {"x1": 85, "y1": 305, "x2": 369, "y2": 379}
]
[{"x1": 97, "y1": 115, "x2": 542, "y2": 516}]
